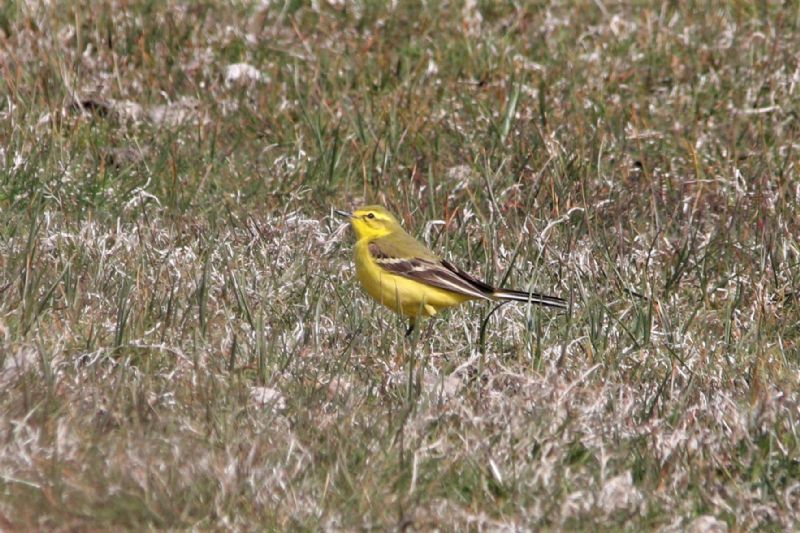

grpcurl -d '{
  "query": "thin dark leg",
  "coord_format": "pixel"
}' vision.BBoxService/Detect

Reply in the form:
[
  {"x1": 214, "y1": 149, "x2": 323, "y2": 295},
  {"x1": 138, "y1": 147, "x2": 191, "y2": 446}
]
[{"x1": 424, "y1": 318, "x2": 435, "y2": 338}]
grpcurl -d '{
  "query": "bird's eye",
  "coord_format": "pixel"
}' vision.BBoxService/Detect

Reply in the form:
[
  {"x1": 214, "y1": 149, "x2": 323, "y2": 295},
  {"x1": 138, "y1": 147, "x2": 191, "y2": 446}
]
[{"x1": 366, "y1": 213, "x2": 375, "y2": 219}]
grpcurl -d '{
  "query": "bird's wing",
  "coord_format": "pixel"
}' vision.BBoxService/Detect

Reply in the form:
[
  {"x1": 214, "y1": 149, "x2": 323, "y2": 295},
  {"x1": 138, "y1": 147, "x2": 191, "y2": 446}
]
[
  {"x1": 371, "y1": 230, "x2": 440, "y2": 261},
  {"x1": 369, "y1": 237, "x2": 494, "y2": 300}
]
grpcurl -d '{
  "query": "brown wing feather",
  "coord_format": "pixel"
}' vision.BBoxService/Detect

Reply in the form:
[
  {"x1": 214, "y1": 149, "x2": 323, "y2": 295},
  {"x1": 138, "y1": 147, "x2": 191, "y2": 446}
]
[
  {"x1": 368, "y1": 242, "x2": 492, "y2": 300},
  {"x1": 440, "y1": 259, "x2": 497, "y2": 294}
]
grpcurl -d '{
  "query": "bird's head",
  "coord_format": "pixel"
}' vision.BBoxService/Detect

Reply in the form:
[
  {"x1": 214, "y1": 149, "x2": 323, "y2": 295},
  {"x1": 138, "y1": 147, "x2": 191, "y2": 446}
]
[{"x1": 335, "y1": 205, "x2": 400, "y2": 240}]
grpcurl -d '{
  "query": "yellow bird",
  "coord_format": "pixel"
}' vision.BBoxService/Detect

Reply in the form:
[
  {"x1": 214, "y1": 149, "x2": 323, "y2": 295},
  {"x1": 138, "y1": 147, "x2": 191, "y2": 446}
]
[{"x1": 336, "y1": 205, "x2": 566, "y2": 334}]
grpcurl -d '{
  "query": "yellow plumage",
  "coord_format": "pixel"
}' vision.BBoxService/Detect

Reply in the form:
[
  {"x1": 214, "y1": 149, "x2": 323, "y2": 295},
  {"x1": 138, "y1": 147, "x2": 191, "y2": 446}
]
[
  {"x1": 353, "y1": 236, "x2": 471, "y2": 318},
  {"x1": 337, "y1": 205, "x2": 566, "y2": 333}
]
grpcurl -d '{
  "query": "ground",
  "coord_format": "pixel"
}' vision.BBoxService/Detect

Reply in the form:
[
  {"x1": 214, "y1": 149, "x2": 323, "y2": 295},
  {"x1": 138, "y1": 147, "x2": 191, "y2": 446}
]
[{"x1": 1, "y1": 1, "x2": 799, "y2": 530}]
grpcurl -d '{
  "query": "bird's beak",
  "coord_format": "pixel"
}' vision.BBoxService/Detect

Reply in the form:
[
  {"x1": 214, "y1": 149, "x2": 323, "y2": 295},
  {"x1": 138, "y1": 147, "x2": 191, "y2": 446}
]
[{"x1": 334, "y1": 209, "x2": 352, "y2": 219}]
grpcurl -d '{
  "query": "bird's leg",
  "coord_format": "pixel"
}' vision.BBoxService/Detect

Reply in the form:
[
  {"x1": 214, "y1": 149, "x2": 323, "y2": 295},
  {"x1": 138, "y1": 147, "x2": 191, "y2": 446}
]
[
  {"x1": 423, "y1": 318, "x2": 436, "y2": 339},
  {"x1": 393, "y1": 319, "x2": 415, "y2": 369}
]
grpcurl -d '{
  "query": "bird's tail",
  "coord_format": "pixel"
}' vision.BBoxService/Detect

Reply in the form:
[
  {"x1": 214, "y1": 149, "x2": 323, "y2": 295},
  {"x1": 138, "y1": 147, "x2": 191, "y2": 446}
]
[{"x1": 492, "y1": 288, "x2": 568, "y2": 310}]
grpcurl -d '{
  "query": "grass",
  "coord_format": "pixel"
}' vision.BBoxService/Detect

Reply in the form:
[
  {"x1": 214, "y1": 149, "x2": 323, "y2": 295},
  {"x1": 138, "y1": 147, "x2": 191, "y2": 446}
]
[{"x1": 1, "y1": 0, "x2": 799, "y2": 529}]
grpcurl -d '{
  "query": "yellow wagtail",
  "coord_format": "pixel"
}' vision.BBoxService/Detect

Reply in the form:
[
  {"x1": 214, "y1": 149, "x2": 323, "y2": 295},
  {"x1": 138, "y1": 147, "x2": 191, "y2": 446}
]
[{"x1": 336, "y1": 205, "x2": 566, "y2": 334}]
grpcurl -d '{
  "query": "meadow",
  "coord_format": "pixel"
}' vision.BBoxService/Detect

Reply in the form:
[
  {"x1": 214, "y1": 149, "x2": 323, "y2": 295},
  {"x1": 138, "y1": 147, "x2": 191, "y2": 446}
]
[{"x1": 1, "y1": 0, "x2": 799, "y2": 529}]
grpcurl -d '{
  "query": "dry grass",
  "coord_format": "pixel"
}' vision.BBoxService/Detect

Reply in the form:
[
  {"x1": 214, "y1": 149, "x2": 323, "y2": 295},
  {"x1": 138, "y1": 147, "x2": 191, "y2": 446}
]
[{"x1": 1, "y1": 0, "x2": 799, "y2": 530}]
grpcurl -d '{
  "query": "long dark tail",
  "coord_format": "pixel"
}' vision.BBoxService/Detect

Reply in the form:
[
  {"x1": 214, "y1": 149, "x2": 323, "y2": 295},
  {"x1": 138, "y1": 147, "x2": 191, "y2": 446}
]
[{"x1": 491, "y1": 288, "x2": 568, "y2": 310}]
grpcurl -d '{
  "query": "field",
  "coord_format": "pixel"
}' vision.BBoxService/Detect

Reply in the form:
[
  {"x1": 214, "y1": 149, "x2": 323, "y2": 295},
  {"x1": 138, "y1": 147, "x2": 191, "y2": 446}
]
[{"x1": 1, "y1": 0, "x2": 799, "y2": 530}]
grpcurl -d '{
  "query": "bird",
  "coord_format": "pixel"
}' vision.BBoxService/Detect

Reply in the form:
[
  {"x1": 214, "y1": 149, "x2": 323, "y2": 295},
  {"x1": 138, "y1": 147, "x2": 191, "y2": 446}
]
[{"x1": 335, "y1": 205, "x2": 567, "y2": 335}]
